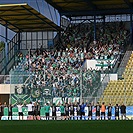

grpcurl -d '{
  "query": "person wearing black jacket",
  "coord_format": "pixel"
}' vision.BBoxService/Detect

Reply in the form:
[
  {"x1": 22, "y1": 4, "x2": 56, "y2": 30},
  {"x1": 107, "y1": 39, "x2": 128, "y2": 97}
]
[
  {"x1": 36, "y1": 102, "x2": 41, "y2": 120},
  {"x1": 88, "y1": 103, "x2": 93, "y2": 120},
  {"x1": 76, "y1": 102, "x2": 80, "y2": 120},
  {"x1": 107, "y1": 103, "x2": 112, "y2": 120},
  {"x1": 115, "y1": 104, "x2": 120, "y2": 120},
  {"x1": 8, "y1": 104, "x2": 14, "y2": 120},
  {"x1": 120, "y1": 103, "x2": 126, "y2": 120},
  {"x1": 0, "y1": 103, "x2": 3, "y2": 120},
  {"x1": 69, "y1": 103, "x2": 74, "y2": 120},
  {"x1": 95, "y1": 102, "x2": 101, "y2": 120},
  {"x1": 52, "y1": 103, "x2": 56, "y2": 120},
  {"x1": 33, "y1": 102, "x2": 41, "y2": 120},
  {"x1": 0, "y1": 102, "x2": 7, "y2": 120},
  {"x1": 64, "y1": 103, "x2": 69, "y2": 120}
]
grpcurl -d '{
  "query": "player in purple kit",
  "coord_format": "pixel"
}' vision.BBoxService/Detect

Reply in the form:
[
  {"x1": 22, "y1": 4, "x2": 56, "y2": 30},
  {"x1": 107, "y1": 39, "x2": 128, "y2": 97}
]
[{"x1": 80, "y1": 102, "x2": 87, "y2": 120}]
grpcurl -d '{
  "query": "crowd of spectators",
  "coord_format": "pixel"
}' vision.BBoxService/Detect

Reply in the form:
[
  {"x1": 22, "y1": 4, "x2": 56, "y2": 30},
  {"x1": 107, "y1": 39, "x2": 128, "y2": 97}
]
[
  {"x1": 11, "y1": 21, "x2": 129, "y2": 104},
  {"x1": 61, "y1": 21, "x2": 128, "y2": 60},
  {"x1": 23, "y1": 48, "x2": 100, "y2": 99}
]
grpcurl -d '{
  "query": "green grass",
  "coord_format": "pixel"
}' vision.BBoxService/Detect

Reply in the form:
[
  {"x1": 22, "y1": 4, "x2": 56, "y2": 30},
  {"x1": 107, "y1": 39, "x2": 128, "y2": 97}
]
[{"x1": 0, "y1": 120, "x2": 133, "y2": 133}]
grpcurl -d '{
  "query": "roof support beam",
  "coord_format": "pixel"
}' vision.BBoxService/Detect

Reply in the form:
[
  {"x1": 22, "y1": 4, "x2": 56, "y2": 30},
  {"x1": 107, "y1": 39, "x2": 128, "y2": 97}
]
[
  {"x1": 21, "y1": 5, "x2": 60, "y2": 31},
  {"x1": 0, "y1": 9, "x2": 33, "y2": 12},
  {"x1": 60, "y1": 8, "x2": 133, "y2": 16},
  {"x1": 21, "y1": 27, "x2": 53, "y2": 29},
  {"x1": 0, "y1": 17, "x2": 20, "y2": 31},
  {"x1": 15, "y1": 23, "x2": 49, "y2": 26},
  {"x1": 0, "y1": 4, "x2": 61, "y2": 32},
  {"x1": 4, "y1": 18, "x2": 46, "y2": 21},
  {"x1": 0, "y1": 14, "x2": 33, "y2": 17},
  {"x1": 70, "y1": 17, "x2": 103, "y2": 21}
]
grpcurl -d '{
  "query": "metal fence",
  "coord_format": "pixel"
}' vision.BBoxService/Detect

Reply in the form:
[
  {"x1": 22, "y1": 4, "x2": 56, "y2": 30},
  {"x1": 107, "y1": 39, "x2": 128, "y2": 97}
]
[{"x1": 0, "y1": 67, "x2": 132, "y2": 106}]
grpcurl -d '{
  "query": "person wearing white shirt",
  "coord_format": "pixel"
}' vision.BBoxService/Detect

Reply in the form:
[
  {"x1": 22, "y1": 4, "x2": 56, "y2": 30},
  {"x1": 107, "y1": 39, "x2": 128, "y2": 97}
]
[
  {"x1": 26, "y1": 102, "x2": 34, "y2": 116},
  {"x1": 17, "y1": 103, "x2": 24, "y2": 120}
]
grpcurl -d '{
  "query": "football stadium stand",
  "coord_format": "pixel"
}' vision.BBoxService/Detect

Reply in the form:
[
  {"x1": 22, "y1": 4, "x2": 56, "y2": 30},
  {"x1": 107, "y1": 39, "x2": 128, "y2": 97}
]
[
  {"x1": 7, "y1": 20, "x2": 130, "y2": 106},
  {"x1": 0, "y1": 1, "x2": 133, "y2": 109},
  {"x1": 99, "y1": 52, "x2": 133, "y2": 106}
]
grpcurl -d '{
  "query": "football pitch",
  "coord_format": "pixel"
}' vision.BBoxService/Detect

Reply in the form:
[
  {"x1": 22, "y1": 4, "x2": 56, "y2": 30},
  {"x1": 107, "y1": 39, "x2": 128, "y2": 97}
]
[{"x1": 0, "y1": 120, "x2": 133, "y2": 133}]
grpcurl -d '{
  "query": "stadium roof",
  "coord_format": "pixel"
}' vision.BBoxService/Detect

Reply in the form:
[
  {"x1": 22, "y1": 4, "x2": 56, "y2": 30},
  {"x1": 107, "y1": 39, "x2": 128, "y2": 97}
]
[
  {"x1": 45, "y1": 0, "x2": 133, "y2": 17},
  {"x1": 0, "y1": 3, "x2": 62, "y2": 32}
]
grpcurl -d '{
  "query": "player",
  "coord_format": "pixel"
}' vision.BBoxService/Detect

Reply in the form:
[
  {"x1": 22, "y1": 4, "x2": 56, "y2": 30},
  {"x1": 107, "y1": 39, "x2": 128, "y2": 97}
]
[
  {"x1": 76, "y1": 102, "x2": 81, "y2": 120},
  {"x1": 0, "y1": 103, "x2": 3, "y2": 120},
  {"x1": 26, "y1": 101, "x2": 34, "y2": 120},
  {"x1": 69, "y1": 103, "x2": 74, "y2": 120},
  {"x1": 44, "y1": 103, "x2": 50, "y2": 120},
  {"x1": 0, "y1": 102, "x2": 7, "y2": 120},
  {"x1": 52, "y1": 103, "x2": 56, "y2": 120},
  {"x1": 95, "y1": 102, "x2": 101, "y2": 120},
  {"x1": 107, "y1": 103, "x2": 112, "y2": 120},
  {"x1": 64, "y1": 103, "x2": 69, "y2": 120},
  {"x1": 115, "y1": 104, "x2": 120, "y2": 120},
  {"x1": 60, "y1": 104, "x2": 65, "y2": 120},
  {"x1": 8, "y1": 104, "x2": 14, "y2": 120},
  {"x1": 36, "y1": 102, "x2": 41, "y2": 120},
  {"x1": 17, "y1": 103, "x2": 24, "y2": 120},
  {"x1": 80, "y1": 102, "x2": 87, "y2": 120},
  {"x1": 33, "y1": 102, "x2": 38, "y2": 120},
  {"x1": 101, "y1": 102, "x2": 106, "y2": 120},
  {"x1": 88, "y1": 103, "x2": 93, "y2": 120},
  {"x1": 120, "y1": 103, "x2": 126, "y2": 120}
]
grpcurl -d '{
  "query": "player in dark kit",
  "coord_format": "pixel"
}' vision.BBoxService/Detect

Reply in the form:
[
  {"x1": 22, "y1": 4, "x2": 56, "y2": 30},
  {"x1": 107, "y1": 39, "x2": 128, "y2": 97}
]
[
  {"x1": 76, "y1": 102, "x2": 81, "y2": 120},
  {"x1": 107, "y1": 103, "x2": 112, "y2": 120},
  {"x1": 95, "y1": 102, "x2": 101, "y2": 120},
  {"x1": 33, "y1": 102, "x2": 38, "y2": 120},
  {"x1": 69, "y1": 103, "x2": 74, "y2": 120},
  {"x1": 80, "y1": 102, "x2": 86, "y2": 120},
  {"x1": 115, "y1": 104, "x2": 120, "y2": 120},
  {"x1": 0, "y1": 103, "x2": 3, "y2": 120},
  {"x1": 88, "y1": 103, "x2": 93, "y2": 120},
  {"x1": 45, "y1": 103, "x2": 50, "y2": 120},
  {"x1": 8, "y1": 104, "x2": 14, "y2": 120},
  {"x1": 65, "y1": 103, "x2": 69, "y2": 120},
  {"x1": 120, "y1": 103, "x2": 126, "y2": 120},
  {"x1": 36, "y1": 102, "x2": 41, "y2": 120},
  {"x1": 52, "y1": 103, "x2": 56, "y2": 120}
]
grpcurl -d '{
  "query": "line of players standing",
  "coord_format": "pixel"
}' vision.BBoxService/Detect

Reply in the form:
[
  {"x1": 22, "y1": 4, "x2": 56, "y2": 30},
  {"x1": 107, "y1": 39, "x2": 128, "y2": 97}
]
[
  {"x1": 47, "y1": 102, "x2": 126, "y2": 120},
  {"x1": 0, "y1": 101, "x2": 126, "y2": 120},
  {"x1": 0, "y1": 102, "x2": 41, "y2": 120}
]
